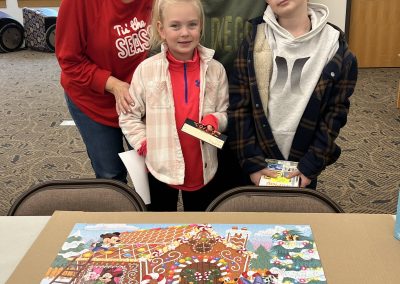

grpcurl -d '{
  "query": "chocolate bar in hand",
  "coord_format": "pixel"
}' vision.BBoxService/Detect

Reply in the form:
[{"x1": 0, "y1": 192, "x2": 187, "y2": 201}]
[{"x1": 181, "y1": 118, "x2": 227, "y2": 149}]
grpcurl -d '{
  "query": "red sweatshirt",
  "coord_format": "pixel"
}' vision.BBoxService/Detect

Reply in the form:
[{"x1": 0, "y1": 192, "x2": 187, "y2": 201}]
[
  {"x1": 167, "y1": 51, "x2": 202, "y2": 191},
  {"x1": 167, "y1": 50, "x2": 217, "y2": 191},
  {"x1": 55, "y1": 0, "x2": 152, "y2": 127}
]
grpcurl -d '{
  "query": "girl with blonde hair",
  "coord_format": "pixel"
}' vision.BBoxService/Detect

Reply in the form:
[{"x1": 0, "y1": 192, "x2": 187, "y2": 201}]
[{"x1": 120, "y1": 0, "x2": 229, "y2": 211}]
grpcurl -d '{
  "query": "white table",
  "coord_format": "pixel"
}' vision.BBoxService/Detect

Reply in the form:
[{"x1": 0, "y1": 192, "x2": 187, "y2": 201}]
[{"x1": 0, "y1": 216, "x2": 50, "y2": 284}]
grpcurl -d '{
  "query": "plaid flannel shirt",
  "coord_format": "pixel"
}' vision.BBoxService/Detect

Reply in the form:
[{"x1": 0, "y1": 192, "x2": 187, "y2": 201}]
[{"x1": 228, "y1": 17, "x2": 358, "y2": 179}]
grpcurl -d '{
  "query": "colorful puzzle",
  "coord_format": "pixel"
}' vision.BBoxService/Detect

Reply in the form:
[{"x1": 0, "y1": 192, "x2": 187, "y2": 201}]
[{"x1": 40, "y1": 223, "x2": 326, "y2": 284}]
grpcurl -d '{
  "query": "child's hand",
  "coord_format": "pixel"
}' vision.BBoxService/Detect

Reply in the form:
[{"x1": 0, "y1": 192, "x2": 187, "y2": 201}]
[
  {"x1": 287, "y1": 170, "x2": 311, "y2": 187},
  {"x1": 205, "y1": 124, "x2": 221, "y2": 136},
  {"x1": 200, "y1": 115, "x2": 219, "y2": 136},
  {"x1": 137, "y1": 140, "x2": 147, "y2": 156},
  {"x1": 250, "y1": 168, "x2": 278, "y2": 186}
]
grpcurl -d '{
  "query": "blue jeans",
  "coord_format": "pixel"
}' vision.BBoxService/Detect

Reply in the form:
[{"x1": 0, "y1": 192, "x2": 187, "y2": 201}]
[{"x1": 65, "y1": 95, "x2": 128, "y2": 183}]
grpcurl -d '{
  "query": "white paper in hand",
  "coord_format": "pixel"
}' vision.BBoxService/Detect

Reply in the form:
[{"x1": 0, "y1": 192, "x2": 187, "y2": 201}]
[{"x1": 118, "y1": 150, "x2": 151, "y2": 204}]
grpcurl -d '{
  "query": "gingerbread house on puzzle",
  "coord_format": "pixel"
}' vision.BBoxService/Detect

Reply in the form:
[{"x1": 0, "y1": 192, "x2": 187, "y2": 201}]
[{"x1": 50, "y1": 224, "x2": 256, "y2": 284}]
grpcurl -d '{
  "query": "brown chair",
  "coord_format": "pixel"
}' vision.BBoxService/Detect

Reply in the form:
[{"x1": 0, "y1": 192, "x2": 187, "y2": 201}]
[
  {"x1": 206, "y1": 186, "x2": 344, "y2": 213},
  {"x1": 8, "y1": 178, "x2": 147, "y2": 216}
]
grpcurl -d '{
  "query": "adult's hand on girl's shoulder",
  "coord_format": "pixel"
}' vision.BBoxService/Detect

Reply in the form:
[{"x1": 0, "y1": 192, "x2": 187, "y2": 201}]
[{"x1": 106, "y1": 76, "x2": 134, "y2": 115}]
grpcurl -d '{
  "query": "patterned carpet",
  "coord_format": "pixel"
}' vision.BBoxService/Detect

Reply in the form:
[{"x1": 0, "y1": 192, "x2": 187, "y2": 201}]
[{"x1": 0, "y1": 50, "x2": 399, "y2": 215}]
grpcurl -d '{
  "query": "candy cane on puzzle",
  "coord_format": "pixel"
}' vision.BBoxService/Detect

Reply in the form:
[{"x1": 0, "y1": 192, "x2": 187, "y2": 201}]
[
  {"x1": 141, "y1": 273, "x2": 166, "y2": 284},
  {"x1": 241, "y1": 271, "x2": 257, "y2": 279}
]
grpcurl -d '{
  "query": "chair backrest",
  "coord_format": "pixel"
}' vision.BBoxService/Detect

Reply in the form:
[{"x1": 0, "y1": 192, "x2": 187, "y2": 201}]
[
  {"x1": 206, "y1": 186, "x2": 344, "y2": 213},
  {"x1": 8, "y1": 178, "x2": 147, "y2": 216}
]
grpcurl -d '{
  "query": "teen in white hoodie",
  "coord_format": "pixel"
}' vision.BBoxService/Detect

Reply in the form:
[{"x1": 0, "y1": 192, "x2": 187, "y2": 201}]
[{"x1": 228, "y1": 0, "x2": 358, "y2": 188}]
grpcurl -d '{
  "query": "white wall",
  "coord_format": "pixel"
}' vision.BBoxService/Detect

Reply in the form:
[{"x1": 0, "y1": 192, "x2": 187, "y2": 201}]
[
  {"x1": 0, "y1": 0, "x2": 58, "y2": 24},
  {"x1": 1, "y1": 0, "x2": 347, "y2": 32},
  {"x1": 314, "y1": 0, "x2": 347, "y2": 31}
]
